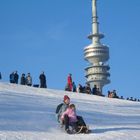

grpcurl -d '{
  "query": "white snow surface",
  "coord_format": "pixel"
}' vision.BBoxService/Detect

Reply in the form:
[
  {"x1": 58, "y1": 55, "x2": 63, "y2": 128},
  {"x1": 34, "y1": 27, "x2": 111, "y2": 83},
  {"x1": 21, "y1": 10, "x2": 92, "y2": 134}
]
[{"x1": 0, "y1": 82, "x2": 140, "y2": 140}]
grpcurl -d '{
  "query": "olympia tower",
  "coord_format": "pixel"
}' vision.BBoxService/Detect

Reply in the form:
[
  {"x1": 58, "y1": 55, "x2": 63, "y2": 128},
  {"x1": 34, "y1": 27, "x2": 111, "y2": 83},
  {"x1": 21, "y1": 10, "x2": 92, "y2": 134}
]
[{"x1": 84, "y1": 0, "x2": 110, "y2": 95}]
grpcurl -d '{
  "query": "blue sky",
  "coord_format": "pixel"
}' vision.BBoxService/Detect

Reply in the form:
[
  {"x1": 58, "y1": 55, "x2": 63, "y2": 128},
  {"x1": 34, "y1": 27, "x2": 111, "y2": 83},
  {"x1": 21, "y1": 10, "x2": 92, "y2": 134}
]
[{"x1": 0, "y1": 0, "x2": 140, "y2": 99}]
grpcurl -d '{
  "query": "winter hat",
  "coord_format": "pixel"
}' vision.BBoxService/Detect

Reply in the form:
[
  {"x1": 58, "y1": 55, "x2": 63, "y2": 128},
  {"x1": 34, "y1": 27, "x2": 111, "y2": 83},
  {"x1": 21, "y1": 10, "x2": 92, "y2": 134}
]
[{"x1": 63, "y1": 95, "x2": 70, "y2": 101}]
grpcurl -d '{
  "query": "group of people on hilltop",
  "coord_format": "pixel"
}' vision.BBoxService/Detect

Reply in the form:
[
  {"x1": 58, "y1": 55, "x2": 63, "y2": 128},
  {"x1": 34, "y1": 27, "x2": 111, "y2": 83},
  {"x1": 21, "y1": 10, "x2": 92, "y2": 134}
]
[
  {"x1": 76, "y1": 84, "x2": 102, "y2": 95},
  {"x1": 65, "y1": 74, "x2": 102, "y2": 96},
  {"x1": 76, "y1": 83, "x2": 92, "y2": 94},
  {"x1": 9, "y1": 71, "x2": 47, "y2": 88},
  {"x1": 108, "y1": 90, "x2": 119, "y2": 98},
  {"x1": 56, "y1": 95, "x2": 90, "y2": 134},
  {"x1": 107, "y1": 90, "x2": 140, "y2": 102},
  {"x1": 9, "y1": 71, "x2": 19, "y2": 84},
  {"x1": 126, "y1": 97, "x2": 140, "y2": 102},
  {"x1": 20, "y1": 73, "x2": 32, "y2": 86}
]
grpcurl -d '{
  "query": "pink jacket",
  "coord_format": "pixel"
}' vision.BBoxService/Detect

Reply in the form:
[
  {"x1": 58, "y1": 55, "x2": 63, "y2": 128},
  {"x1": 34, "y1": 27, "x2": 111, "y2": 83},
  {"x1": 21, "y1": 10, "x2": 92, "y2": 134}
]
[{"x1": 61, "y1": 108, "x2": 78, "y2": 123}]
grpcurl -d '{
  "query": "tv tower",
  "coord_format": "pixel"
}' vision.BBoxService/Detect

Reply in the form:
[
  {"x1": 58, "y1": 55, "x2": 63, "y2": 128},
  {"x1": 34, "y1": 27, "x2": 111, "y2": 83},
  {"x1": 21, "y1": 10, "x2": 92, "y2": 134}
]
[{"x1": 84, "y1": 0, "x2": 110, "y2": 95}]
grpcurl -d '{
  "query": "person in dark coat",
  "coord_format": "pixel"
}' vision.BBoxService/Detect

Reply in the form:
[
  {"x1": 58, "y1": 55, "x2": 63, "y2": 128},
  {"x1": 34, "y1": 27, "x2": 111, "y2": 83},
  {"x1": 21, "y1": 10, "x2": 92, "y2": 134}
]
[
  {"x1": 9, "y1": 72, "x2": 15, "y2": 83},
  {"x1": 77, "y1": 84, "x2": 83, "y2": 93},
  {"x1": 39, "y1": 71, "x2": 47, "y2": 88},
  {"x1": 14, "y1": 71, "x2": 19, "y2": 84},
  {"x1": 92, "y1": 85, "x2": 97, "y2": 95},
  {"x1": 72, "y1": 82, "x2": 76, "y2": 92},
  {"x1": 0, "y1": 72, "x2": 2, "y2": 80},
  {"x1": 85, "y1": 83, "x2": 91, "y2": 94},
  {"x1": 20, "y1": 73, "x2": 26, "y2": 85}
]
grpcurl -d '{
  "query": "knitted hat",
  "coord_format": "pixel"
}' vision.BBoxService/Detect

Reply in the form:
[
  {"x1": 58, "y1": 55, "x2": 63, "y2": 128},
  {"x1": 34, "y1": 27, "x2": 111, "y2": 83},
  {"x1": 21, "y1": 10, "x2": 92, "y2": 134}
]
[{"x1": 63, "y1": 95, "x2": 70, "y2": 101}]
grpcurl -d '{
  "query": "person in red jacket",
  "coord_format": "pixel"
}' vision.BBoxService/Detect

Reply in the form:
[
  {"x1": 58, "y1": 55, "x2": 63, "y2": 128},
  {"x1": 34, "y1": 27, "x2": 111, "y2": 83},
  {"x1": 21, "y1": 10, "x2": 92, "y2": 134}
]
[{"x1": 67, "y1": 73, "x2": 73, "y2": 91}]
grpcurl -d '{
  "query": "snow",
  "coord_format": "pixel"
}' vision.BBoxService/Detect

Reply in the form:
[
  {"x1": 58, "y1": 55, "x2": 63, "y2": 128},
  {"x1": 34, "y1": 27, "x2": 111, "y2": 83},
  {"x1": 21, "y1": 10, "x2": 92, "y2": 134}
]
[{"x1": 0, "y1": 82, "x2": 140, "y2": 140}]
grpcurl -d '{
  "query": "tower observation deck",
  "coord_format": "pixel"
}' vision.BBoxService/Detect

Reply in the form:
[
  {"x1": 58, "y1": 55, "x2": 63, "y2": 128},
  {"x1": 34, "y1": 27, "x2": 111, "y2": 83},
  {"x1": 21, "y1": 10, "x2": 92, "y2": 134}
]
[{"x1": 84, "y1": 0, "x2": 110, "y2": 95}]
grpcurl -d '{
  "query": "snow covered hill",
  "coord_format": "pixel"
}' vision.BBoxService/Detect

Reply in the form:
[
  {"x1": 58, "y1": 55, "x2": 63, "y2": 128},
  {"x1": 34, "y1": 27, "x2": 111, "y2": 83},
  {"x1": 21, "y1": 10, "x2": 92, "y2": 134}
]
[{"x1": 0, "y1": 82, "x2": 140, "y2": 140}]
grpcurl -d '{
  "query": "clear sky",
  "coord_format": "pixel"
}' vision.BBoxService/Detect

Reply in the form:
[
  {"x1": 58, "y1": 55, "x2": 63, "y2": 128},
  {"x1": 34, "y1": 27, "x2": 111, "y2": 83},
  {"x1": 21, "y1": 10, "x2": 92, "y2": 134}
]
[{"x1": 0, "y1": 0, "x2": 140, "y2": 99}]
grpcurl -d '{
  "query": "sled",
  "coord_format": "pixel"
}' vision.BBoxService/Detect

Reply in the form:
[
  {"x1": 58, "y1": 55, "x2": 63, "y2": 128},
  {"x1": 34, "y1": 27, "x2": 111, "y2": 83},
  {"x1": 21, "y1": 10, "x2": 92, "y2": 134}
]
[
  {"x1": 76, "y1": 125, "x2": 91, "y2": 134},
  {"x1": 66, "y1": 125, "x2": 91, "y2": 134}
]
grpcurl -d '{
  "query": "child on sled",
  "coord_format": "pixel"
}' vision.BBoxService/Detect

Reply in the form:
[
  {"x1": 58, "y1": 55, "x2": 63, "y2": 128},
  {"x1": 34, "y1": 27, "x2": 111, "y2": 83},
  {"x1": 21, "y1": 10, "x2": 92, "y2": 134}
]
[{"x1": 61, "y1": 104, "x2": 89, "y2": 134}]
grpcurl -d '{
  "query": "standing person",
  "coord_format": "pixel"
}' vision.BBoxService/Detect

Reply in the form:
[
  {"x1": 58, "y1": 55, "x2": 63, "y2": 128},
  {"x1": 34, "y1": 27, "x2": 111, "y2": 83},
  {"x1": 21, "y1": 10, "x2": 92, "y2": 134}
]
[
  {"x1": 72, "y1": 82, "x2": 76, "y2": 92},
  {"x1": 9, "y1": 72, "x2": 15, "y2": 83},
  {"x1": 39, "y1": 71, "x2": 47, "y2": 88},
  {"x1": 14, "y1": 71, "x2": 19, "y2": 84},
  {"x1": 26, "y1": 73, "x2": 32, "y2": 86},
  {"x1": 85, "y1": 83, "x2": 91, "y2": 94},
  {"x1": 67, "y1": 73, "x2": 73, "y2": 91},
  {"x1": 0, "y1": 72, "x2": 2, "y2": 80},
  {"x1": 20, "y1": 73, "x2": 26, "y2": 85},
  {"x1": 92, "y1": 85, "x2": 97, "y2": 95},
  {"x1": 77, "y1": 84, "x2": 83, "y2": 93},
  {"x1": 108, "y1": 90, "x2": 111, "y2": 97}
]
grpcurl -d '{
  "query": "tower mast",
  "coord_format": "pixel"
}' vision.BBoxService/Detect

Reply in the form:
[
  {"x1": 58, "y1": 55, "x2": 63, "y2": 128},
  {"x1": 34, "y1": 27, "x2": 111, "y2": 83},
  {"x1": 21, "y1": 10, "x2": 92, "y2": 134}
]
[{"x1": 84, "y1": 0, "x2": 110, "y2": 95}]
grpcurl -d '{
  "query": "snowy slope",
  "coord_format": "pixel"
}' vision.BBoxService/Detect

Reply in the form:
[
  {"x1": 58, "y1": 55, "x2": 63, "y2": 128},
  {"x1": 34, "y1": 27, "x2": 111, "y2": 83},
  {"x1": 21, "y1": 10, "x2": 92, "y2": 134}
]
[{"x1": 0, "y1": 82, "x2": 140, "y2": 140}]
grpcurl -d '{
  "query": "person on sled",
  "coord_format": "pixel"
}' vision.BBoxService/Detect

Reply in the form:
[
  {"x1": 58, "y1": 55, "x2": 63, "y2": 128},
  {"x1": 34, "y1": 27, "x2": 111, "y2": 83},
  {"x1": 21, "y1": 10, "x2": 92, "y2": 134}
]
[
  {"x1": 61, "y1": 104, "x2": 89, "y2": 134},
  {"x1": 56, "y1": 95, "x2": 70, "y2": 125},
  {"x1": 56, "y1": 95, "x2": 89, "y2": 134}
]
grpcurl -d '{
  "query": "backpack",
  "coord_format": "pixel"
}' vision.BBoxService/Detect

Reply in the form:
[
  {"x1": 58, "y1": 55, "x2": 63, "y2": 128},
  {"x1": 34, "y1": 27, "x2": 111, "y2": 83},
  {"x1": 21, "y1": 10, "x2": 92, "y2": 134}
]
[{"x1": 56, "y1": 103, "x2": 63, "y2": 114}]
